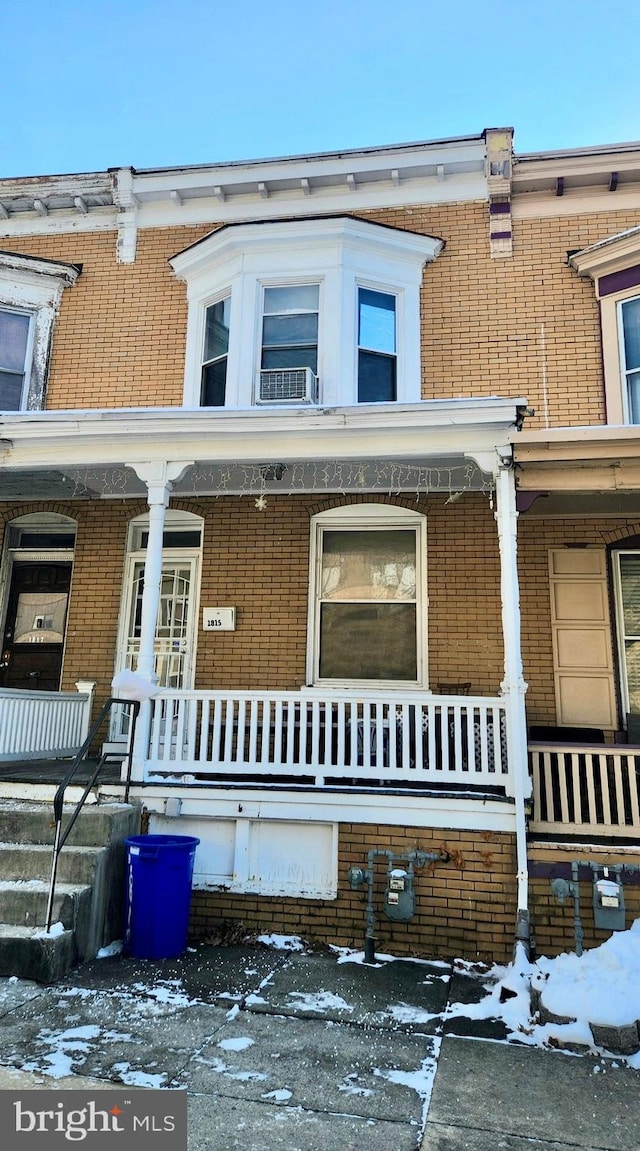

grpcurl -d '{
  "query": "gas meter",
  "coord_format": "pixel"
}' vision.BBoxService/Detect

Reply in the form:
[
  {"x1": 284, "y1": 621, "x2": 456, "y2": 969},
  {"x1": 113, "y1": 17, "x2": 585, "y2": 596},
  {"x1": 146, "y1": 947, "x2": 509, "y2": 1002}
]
[
  {"x1": 384, "y1": 866, "x2": 415, "y2": 922},
  {"x1": 593, "y1": 871, "x2": 625, "y2": 931}
]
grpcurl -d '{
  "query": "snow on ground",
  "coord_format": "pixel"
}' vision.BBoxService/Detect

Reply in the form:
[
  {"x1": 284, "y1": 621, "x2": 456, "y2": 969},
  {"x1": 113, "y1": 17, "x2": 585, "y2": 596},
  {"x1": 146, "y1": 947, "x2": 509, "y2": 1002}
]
[
  {"x1": 7, "y1": 924, "x2": 640, "y2": 1095},
  {"x1": 446, "y1": 921, "x2": 640, "y2": 1066}
]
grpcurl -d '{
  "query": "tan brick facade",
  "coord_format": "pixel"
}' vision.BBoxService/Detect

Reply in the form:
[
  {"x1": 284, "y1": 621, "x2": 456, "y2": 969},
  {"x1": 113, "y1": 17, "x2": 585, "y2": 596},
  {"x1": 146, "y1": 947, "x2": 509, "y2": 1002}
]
[
  {"x1": 190, "y1": 824, "x2": 518, "y2": 965},
  {"x1": 6, "y1": 204, "x2": 640, "y2": 423}
]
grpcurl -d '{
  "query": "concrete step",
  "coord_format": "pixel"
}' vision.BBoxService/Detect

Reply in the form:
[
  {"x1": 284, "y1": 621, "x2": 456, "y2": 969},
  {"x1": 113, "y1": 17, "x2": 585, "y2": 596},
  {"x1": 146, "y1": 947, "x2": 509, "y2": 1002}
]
[
  {"x1": 0, "y1": 801, "x2": 140, "y2": 848},
  {"x1": 0, "y1": 799, "x2": 140, "y2": 982},
  {"x1": 0, "y1": 880, "x2": 92, "y2": 931},
  {"x1": 0, "y1": 842, "x2": 105, "y2": 886},
  {"x1": 0, "y1": 923, "x2": 76, "y2": 983}
]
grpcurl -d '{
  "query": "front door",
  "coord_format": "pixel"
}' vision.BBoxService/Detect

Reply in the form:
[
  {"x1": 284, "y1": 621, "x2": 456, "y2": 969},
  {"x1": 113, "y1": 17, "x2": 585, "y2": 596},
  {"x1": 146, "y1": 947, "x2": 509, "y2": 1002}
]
[
  {"x1": 112, "y1": 556, "x2": 199, "y2": 741},
  {"x1": 0, "y1": 562, "x2": 71, "y2": 691}
]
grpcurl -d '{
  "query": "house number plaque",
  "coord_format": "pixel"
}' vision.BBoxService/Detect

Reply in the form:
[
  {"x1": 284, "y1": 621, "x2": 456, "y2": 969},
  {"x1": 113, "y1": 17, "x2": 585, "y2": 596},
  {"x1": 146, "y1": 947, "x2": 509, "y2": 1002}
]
[{"x1": 203, "y1": 607, "x2": 236, "y2": 631}]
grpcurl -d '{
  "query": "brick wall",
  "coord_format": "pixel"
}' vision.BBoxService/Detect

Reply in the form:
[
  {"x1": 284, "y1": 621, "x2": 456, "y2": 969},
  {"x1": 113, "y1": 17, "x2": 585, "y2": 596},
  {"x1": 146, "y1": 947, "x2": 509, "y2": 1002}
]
[
  {"x1": 190, "y1": 823, "x2": 518, "y2": 965},
  {"x1": 529, "y1": 843, "x2": 640, "y2": 958},
  {"x1": 8, "y1": 202, "x2": 640, "y2": 424}
]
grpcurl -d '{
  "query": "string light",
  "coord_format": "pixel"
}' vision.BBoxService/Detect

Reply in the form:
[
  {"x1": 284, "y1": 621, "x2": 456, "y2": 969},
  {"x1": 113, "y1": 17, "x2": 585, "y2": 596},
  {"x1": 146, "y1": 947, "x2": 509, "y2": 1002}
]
[{"x1": 61, "y1": 461, "x2": 495, "y2": 502}]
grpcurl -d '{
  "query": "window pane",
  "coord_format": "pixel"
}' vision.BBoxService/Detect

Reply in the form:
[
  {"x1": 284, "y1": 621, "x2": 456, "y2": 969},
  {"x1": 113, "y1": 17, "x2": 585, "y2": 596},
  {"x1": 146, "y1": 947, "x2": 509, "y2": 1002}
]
[
  {"x1": 358, "y1": 350, "x2": 396, "y2": 402},
  {"x1": 625, "y1": 640, "x2": 640, "y2": 714},
  {"x1": 622, "y1": 297, "x2": 640, "y2": 371},
  {"x1": 203, "y1": 298, "x2": 230, "y2": 363},
  {"x1": 0, "y1": 369, "x2": 24, "y2": 410},
  {"x1": 321, "y1": 530, "x2": 416, "y2": 601},
  {"x1": 262, "y1": 346, "x2": 318, "y2": 372},
  {"x1": 629, "y1": 371, "x2": 640, "y2": 424},
  {"x1": 359, "y1": 289, "x2": 396, "y2": 354},
  {"x1": 262, "y1": 313, "x2": 318, "y2": 347},
  {"x1": 620, "y1": 554, "x2": 640, "y2": 635},
  {"x1": 201, "y1": 358, "x2": 227, "y2": 406},
  {"x1": 319, "y1": 603, "x2": 417, "y2": 679},
  {"x1": 0, "y1": 310, "x2": 30, "y2": 372},
  {"x1": 264, "y1": 285, "x2": 319, "y2": 313}
]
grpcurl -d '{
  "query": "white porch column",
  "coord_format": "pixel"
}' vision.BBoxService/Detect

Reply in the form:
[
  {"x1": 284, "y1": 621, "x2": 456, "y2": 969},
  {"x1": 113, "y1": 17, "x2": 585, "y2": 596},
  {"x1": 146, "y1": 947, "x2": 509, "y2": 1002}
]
[
  {"x1": 128, "y1": 461, "x2": 193, "y2": 777},
  {"x1": 495, "y1": 461, "x2": 531, "y2": 944}
]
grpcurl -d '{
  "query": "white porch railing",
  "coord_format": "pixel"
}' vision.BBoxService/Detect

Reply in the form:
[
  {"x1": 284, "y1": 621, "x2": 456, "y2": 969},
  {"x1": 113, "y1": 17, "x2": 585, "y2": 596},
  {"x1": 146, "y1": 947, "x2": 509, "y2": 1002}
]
[
  {"x1": 529, "y1": 743, "x2": 640, "y2": 838},
  {"x1": 144, "y1": 690, "x2": 510, "y2": 792},
  {"x1": 0, "y1": 684, "x2": 94, "y2": 762}
]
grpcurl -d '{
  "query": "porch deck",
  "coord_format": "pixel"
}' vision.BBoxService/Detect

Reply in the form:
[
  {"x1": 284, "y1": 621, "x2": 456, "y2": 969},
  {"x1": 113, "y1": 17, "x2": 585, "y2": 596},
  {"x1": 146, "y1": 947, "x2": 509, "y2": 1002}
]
[{"x1": 0, "y1": 758, "x2": 122, "y2": 786}]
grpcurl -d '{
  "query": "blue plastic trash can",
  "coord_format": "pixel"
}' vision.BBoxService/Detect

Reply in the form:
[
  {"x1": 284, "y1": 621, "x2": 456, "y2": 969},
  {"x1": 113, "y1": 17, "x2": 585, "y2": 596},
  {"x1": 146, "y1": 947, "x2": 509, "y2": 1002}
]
[{"x1": 123, "y1": 834, "x2": 200, "y2": 960}]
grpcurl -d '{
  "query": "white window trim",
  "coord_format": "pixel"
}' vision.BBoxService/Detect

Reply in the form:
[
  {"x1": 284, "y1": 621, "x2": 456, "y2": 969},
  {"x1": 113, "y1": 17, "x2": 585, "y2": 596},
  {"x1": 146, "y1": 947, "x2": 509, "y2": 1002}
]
[
  {"x1": 612, "y1": 548, "x2": 639, "y2": 719},
  {"x1": 569, "y1": 235, "x2": 640, "y2": 427},
  {"x1": 0, "y1": 251, "x2": 80, "y2": 411},
  {"x1": 171, "y1": 217, "x2": 442, "y2": 411},
  {"x1": 306, "y1": 503, "x2": 427, "y2": 689},
  {"x1": 615, "y1": 292, "x2": 640, "y2": 424},
  {"x1": 598, "y1": 284, "x2": 640, "y2": 425}
]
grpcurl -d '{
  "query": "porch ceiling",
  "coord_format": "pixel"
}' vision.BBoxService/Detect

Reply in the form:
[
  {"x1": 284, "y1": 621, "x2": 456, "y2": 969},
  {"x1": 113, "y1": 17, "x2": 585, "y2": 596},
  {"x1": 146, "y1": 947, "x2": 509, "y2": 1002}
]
[
  {"x1": 0, "y1": 398, "x2": 527, "y2": 500},
  {"x1": 0, "y1": 457, "x2": 495, "y2": 501}
]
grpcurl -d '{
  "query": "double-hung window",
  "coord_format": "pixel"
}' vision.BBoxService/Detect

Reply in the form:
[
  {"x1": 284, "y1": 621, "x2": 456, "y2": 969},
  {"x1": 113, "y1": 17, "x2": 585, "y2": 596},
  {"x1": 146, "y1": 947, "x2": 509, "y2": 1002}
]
[
  {"x1": 620, "y1": 296, "x2": 640, "y2": 423},
  {"x1": 309, "y1": 506, "x2": 426, "y2": 686},
  {"x1": 358, "y1": 288, "x2": 397, "y2": 403},
  {"x1": 261, "y1": 285, "x2": 319, "y2": 374},
  {"x1": 201, "y1": 296, "x2": 231, "y2": 407},
  {"x1": 0, "y1": 307, "x2": 32, "y2": 411},
  {"x1": 0, "y1": 251, "x2": 80, "y2": 413},
  {"x1": 257, "y1": 284, "x2": 319, "y2": 403}
]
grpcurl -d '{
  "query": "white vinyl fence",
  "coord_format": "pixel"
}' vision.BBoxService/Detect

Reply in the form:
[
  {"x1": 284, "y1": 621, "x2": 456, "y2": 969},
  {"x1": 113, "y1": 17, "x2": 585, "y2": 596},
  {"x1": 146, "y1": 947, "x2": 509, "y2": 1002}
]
[
  {"x1": 0, "y1": 685, "x2": 94, "y2": 762},
  {"x1": 144, "y1": 690, "x2": 511, "y2": 792}
]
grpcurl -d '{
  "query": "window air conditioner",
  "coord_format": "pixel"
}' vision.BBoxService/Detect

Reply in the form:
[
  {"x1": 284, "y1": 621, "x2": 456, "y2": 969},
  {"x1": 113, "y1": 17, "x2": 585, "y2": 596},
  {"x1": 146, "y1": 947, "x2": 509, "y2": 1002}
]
[{"x1": 257, "y1": 367, "x2": 317, "y2": 404}]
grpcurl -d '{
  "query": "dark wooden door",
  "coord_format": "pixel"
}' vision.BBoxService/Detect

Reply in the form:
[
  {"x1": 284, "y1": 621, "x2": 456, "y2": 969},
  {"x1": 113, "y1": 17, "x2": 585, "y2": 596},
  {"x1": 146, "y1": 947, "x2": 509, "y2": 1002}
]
[{"x1": 0, "y1": 562, "x2": 71, "y2": 691}]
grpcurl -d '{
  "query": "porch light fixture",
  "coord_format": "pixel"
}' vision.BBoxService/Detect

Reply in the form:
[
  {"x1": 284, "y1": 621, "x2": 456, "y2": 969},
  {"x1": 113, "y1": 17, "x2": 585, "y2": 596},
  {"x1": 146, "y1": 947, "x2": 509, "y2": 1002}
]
[{"x1": 259, "y1": 463, "x2": 287, "y2": 481}]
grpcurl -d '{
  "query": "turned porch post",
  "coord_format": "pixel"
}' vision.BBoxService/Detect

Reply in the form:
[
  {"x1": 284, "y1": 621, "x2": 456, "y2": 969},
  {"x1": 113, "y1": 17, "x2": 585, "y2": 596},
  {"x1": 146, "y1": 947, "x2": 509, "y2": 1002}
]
[{"x1": 128, "y1": 461, "x2": 192, "y2": 777}]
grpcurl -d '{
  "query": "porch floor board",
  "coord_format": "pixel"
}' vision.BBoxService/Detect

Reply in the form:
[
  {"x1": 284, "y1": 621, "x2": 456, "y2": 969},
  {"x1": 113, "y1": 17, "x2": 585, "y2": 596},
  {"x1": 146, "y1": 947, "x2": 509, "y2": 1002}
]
[{"x1": 0, "y1": 759, "x2": 122, "y2": 785}]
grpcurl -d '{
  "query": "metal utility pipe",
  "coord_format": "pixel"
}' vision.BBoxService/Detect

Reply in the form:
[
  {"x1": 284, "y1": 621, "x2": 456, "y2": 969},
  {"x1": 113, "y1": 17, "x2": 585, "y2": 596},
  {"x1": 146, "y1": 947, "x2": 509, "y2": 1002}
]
[{"x1": 356, "y1": 847, "x2": 449, "y2": 964}]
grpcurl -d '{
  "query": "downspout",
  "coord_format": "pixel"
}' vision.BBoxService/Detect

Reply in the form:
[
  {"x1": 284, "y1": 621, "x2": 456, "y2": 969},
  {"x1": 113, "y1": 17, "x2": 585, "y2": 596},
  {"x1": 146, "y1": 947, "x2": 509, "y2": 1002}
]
[{"x1": 495, "y1": 459, "x2": 531, "y2": 954}]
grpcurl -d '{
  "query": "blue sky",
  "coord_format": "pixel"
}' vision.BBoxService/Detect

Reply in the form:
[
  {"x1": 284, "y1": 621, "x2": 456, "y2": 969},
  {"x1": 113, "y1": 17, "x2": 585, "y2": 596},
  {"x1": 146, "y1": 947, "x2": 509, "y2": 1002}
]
[{"x1": 1, "y1": 0, "x2": 638, "y2": 178}]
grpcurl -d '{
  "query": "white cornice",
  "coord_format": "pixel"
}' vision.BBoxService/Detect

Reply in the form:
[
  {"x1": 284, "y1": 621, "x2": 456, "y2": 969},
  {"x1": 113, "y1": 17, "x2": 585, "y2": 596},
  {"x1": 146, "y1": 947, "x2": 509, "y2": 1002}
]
[{"x1": 0, "y1": 136, "x2": 488, "y2": 240}]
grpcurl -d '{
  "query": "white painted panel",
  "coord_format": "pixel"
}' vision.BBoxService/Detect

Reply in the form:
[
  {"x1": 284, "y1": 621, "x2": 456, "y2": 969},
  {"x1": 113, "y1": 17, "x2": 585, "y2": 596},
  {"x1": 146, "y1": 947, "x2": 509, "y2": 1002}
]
[
  {"x1": 148, "y1": 814, "x2": 235, "y2": 884},
  {"x1": 247, "y1": 821, "x2": 337, "y2": 898}
]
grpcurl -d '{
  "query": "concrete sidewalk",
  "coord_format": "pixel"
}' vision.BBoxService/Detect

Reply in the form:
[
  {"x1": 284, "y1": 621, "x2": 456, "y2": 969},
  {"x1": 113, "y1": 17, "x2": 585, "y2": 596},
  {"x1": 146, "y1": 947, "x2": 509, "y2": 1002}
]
[{"x1": 0, "y1": 943, "x2": 638, "y2": 1150}]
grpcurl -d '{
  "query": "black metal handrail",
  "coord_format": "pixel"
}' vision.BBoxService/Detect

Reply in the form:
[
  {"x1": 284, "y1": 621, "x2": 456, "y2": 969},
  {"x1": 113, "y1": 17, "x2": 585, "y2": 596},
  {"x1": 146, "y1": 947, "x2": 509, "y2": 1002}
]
[{"x1": 44, "y1": 696, "x2": 140, "y2": 934}]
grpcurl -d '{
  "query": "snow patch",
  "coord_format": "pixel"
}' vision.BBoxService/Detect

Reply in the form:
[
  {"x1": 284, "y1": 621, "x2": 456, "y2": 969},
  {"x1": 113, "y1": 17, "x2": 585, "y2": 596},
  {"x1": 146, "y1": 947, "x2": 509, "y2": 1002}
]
[
  {"x1": 257, "y1": 933, "x2": 305, "y2": 951},
  {"x1": 287, "y1": 990, "x2": 354, "y2": 1013},
  {"x1": 217, "y1": 1036, "x2": 255, "y2": 1051}
]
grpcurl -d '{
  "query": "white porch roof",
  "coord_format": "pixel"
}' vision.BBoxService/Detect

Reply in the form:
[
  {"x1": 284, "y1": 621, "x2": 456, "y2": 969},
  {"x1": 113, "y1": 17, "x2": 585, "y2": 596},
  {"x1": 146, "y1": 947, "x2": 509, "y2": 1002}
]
[{"x1": 0, "y1": 396, "x2": 527, "y2": 499}]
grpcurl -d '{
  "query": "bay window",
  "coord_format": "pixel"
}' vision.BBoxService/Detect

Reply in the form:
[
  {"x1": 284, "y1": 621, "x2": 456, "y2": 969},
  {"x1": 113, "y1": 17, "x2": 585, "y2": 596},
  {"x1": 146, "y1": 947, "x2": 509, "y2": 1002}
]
[{"x1": 171, "y1": 216, "x2": 443, "y2": 410}]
